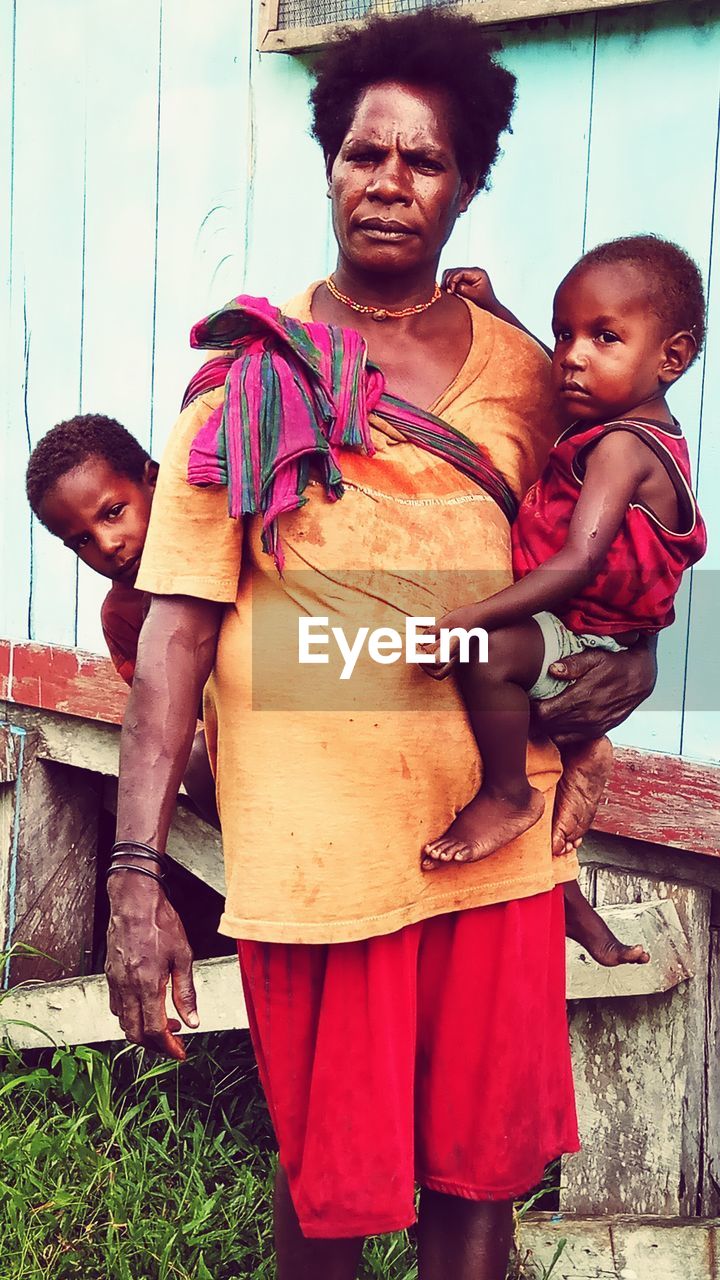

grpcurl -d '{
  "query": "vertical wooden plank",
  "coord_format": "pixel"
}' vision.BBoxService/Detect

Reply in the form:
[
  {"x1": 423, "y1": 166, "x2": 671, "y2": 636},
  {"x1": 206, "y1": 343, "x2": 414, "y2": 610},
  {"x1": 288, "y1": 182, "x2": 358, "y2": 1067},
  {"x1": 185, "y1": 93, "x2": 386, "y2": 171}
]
[
  {"x1": 583, "y1": 4, "x2": 720, "y2": 756},
  {"x1": 0, "y1": 726, "x2": 23, "y2": 978},
  {"x1": 702, "y1": 905, "x2": 720, "y2": 1214},
  {"x1": 8, "y1": 0, "x2": 88, "y2": 648},
  {"x1": 681, "y1": 561, "x2": 720, "y2": 765},
  {"x1": 149, "y1": 0, "x2": 254, "y2": 463},
  {"x1": 243, "y1": 47, "x2": 329, "y2": 302},
  {"x1": 564, "y1": 866, "x2": 710, "y2": 1216},
  {"x1": 682, "y1": 52, "x2": 720, "y2": 764},
  {"x1": 0, "y1": 0, "x2": 13, "y2": 329},
  {"x1": 73, "y1": 0, "x2": 161, "y2": 652},
  {"x1": 0, "y1": 0, "x2": 31, "y2": 645},
  {"x1": 4, "y1": 749, "x2": 101, "y2": 986},
  {"x1": 443, "y1": 14, "x2": 596, "y2": 347},
  {"x1": 0, "y1": 733, "x2": 101, "y2": 988},
  {"x1": 0, "y1": 0, "x2": 17, "y2": 641}
]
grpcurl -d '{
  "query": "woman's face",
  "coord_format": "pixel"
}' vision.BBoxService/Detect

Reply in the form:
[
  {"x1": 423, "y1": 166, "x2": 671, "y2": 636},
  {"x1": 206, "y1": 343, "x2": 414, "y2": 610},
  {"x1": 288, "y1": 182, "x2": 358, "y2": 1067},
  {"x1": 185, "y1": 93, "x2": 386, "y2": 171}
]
[{"x1": 329, "y1": 81, "x2": 475, "y2": 277}]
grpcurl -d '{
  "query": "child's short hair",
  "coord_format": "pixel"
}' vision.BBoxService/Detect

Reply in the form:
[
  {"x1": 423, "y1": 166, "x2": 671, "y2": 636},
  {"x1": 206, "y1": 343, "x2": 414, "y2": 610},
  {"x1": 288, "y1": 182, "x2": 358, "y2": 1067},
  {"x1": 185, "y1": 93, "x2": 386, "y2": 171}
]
[
  {"x1": 26, "y1": 414, "x2": 150, "y2": 524},
  {"x1": 575, "y1": 234, "x2": 706, "y2": 363}
]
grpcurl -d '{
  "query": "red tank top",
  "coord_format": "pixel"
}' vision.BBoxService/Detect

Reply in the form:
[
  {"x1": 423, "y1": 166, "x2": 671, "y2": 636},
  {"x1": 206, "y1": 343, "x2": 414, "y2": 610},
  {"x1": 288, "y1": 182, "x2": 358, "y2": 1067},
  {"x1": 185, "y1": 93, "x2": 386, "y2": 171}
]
[{"x1": 511, "y1": 417, "x2": 706, "y2": 635}]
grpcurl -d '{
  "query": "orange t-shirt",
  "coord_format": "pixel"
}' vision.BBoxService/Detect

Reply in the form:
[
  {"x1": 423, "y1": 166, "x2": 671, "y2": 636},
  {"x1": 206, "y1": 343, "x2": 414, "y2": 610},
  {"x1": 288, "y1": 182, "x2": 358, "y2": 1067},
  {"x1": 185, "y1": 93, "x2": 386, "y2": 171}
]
[{"x1": 137, "y1": 290, "x2": 578, "y2": 943}]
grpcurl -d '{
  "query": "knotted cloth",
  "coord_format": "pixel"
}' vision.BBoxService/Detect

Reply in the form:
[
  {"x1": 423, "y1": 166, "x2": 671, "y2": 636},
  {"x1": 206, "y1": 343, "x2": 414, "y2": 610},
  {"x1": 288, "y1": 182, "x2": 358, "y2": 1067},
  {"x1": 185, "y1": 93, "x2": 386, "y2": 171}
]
[{"x1": 185, "y1": 295, "x2": 518, "y2": 571}]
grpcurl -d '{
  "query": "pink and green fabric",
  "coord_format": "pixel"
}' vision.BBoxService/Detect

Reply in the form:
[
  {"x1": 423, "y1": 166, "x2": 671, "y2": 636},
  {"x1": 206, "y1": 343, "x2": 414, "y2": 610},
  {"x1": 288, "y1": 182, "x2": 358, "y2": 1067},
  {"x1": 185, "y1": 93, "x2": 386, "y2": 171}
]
[{"x1": 184, "y1": 295, "x2": 517, "y2": 571}]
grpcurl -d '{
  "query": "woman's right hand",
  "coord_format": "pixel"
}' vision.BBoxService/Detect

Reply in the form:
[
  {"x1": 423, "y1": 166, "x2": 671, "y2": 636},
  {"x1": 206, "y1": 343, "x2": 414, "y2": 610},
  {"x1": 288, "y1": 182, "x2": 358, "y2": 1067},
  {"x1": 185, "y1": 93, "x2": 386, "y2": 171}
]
[
  {"x1": 105, "y1": 872, "x2": 199, "y2": 1060},
  {"x1": 108, "y1": 596, "x2": 222, "y2": 1059}
]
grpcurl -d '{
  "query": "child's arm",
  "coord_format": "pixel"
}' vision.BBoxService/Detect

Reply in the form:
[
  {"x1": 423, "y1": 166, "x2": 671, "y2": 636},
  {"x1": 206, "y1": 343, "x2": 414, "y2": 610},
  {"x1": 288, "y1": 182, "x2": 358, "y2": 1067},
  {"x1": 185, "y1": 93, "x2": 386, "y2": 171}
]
[
  {"x1": 442, "y1": 267, "x2": 552, "y2": 358},
  {"x1": 434, "y1": 431, "x2": 653, "y2": 651}
]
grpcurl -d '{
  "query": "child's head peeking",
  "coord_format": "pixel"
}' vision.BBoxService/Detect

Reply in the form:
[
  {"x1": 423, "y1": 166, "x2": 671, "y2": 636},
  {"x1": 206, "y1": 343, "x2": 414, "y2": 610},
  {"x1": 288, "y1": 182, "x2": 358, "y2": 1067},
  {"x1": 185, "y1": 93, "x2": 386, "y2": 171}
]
[
  {"x1": 552, "y1": 234, "x2": 706, "y2": 424},
  {"x1": 26, "y1": 414, "x2": 158, "y2": 585}
]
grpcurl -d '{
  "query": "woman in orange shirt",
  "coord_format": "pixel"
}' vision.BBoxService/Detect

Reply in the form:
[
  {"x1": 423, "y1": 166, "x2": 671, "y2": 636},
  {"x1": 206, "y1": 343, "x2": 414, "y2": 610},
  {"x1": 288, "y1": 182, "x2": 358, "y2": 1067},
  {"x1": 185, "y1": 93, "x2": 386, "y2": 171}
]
[{"x1": 104, "y1": 12, "x2": 657, "y2": 1278}]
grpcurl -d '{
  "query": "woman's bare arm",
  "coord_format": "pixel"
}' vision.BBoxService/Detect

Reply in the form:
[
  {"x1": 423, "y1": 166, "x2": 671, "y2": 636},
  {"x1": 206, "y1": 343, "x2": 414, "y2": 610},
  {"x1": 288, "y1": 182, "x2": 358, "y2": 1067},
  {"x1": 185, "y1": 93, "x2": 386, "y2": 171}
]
[{"x1": 105, "y1": 594, "x2": 223, "y2": 1059}]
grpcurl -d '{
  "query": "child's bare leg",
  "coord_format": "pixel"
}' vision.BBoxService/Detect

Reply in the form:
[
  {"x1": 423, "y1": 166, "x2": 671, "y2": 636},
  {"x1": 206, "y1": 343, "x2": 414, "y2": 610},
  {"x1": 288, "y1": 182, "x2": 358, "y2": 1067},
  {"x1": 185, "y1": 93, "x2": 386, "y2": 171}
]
[
  {"x1": 552, "y1": 737, "x2": 614, "y2": 855},
  {"x1": 553, "y1": 740, "x2": 648, "y2": 963},
  {"x1": 564, "y1": 880, "x2": 650, "y2": 966},
  {"x1": 422, "y1": 621, "x2": 546, "y2": 870}
]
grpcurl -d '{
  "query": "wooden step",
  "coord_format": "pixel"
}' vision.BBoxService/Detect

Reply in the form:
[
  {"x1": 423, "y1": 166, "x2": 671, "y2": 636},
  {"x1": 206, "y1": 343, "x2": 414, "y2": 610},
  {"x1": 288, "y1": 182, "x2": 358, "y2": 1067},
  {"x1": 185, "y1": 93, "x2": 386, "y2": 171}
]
[
  {"x1": 518, "y1": 1212, "x2": 720, "y2": 1280},
  {"x1": 0, "y1": 899, "x2": 692, "y2": 1050}
]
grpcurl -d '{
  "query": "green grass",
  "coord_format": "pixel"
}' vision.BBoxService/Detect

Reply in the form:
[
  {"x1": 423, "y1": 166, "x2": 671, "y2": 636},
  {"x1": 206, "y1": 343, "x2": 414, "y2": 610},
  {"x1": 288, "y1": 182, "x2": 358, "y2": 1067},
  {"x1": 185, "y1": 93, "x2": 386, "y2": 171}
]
[
  {"x1": 0, "y1": 1030, "x2": 564, "y2": 1280},
  {"x1": 0, "y1": 1033, "x2": 419, "y2": 1280}
]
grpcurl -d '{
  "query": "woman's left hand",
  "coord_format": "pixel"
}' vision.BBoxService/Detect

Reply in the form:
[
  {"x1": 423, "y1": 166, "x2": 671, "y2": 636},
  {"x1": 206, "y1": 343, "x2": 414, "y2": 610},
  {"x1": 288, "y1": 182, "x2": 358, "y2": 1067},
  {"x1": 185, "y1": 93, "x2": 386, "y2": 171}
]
[{"x1": 532, "y1": 639, "x2": 657, "y2": 744}]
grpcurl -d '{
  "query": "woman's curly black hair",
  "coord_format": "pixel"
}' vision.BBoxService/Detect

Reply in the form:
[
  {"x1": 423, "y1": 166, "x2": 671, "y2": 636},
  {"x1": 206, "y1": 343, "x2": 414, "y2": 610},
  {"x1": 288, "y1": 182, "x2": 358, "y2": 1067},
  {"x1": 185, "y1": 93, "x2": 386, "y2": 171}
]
[
  {"x1": 309, "y1": 8, "x2": 517, "y2": 193},
  {"x1": 575, "y1": 235, "x2": 707, "y2": 363},
  {"x1": 26, "y1": 414, "x2": 150, "y2": 522}
]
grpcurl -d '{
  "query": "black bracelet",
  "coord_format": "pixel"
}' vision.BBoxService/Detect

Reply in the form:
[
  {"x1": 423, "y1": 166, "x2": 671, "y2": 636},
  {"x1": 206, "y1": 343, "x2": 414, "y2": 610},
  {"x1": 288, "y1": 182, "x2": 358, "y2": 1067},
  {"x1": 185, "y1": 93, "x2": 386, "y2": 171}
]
[
  {"x1": 109, "y1": 849, "x2": 165, "y2": 868},
  {"x1": 111, "y1": 841, "x2": 165, "y2": 865},
  {"x1": 106, "y1": 863, "x2": 166, "y2": 886}
]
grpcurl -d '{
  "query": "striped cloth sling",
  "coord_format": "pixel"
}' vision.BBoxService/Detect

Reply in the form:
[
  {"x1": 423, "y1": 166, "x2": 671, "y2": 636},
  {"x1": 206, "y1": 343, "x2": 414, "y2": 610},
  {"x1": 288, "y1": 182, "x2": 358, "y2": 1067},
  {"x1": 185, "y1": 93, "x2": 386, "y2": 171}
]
[{"x1": 184, "y1": 295, "x2": 518, "y2": 572}]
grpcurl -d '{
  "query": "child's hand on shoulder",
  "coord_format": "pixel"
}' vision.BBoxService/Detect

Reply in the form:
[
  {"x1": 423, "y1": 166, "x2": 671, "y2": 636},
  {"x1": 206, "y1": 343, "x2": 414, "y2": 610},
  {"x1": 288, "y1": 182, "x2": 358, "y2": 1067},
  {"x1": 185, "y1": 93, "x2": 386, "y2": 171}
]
[
  {"x1": 443, "y1": 269, "x2": 547, "y2": 354},
  {"x1": 442, "y1": 267, "x2": 501, "y2": 315}
]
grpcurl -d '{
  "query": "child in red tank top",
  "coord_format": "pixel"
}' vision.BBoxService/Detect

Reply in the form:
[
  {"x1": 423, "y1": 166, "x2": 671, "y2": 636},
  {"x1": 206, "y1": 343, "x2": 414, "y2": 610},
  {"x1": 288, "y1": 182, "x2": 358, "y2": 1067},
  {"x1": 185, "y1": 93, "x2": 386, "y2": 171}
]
[{"x1": 424, "y1": 236, "x2": 707, "y2": 961}]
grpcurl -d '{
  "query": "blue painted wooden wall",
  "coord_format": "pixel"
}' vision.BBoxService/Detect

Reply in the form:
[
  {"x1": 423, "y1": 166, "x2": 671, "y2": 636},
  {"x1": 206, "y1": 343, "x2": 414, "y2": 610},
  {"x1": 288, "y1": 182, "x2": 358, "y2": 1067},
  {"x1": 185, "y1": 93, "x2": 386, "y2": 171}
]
[{"x1": 1, "y1": 0, "x2": 718, "y2": 762}]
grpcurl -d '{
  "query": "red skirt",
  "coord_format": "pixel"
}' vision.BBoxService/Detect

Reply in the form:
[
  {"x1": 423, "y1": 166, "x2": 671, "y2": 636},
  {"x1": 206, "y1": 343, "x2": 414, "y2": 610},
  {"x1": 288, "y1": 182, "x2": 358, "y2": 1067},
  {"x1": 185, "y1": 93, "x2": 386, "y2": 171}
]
[{"x1": 238, "y1": 887, "x2": 578, "y2": 1239}]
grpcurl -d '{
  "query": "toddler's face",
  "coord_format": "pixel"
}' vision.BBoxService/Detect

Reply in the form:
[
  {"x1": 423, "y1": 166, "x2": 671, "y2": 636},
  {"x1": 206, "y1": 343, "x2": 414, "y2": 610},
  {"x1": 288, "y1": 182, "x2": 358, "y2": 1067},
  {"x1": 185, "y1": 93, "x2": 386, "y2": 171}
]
[
  {"x1": 550, "y1": 263, "x2": 669, "y2": 424},
  {"x1": 38, "y1": 455, "x2": 156, "y2": 584}
]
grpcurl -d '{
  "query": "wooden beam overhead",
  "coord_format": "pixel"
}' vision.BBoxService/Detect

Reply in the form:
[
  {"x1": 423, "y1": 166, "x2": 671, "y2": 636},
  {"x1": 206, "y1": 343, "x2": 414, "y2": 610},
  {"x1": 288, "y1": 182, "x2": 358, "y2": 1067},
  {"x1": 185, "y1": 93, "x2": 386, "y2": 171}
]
[{"x1": 257, "y1": 0, "x2": 674, "y2": 54}]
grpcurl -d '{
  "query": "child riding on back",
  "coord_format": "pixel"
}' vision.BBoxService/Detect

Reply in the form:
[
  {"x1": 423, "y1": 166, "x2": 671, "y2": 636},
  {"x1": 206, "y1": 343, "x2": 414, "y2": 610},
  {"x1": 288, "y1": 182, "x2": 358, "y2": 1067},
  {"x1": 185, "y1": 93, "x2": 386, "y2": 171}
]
[{"x1": 25, "y1": 415, "x2": 218, "y2": 826}]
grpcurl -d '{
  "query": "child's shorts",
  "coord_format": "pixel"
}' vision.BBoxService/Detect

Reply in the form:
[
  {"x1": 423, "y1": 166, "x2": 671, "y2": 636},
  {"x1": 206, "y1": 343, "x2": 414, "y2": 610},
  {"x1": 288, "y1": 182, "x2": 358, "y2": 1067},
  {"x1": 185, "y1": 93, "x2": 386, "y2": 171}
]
[
  {"x1": 237, "y1": 889, "x2": 579, "y2": 1239},
  {"x1": 528, "y1": 610, "x2": 629, "y2": 701}
]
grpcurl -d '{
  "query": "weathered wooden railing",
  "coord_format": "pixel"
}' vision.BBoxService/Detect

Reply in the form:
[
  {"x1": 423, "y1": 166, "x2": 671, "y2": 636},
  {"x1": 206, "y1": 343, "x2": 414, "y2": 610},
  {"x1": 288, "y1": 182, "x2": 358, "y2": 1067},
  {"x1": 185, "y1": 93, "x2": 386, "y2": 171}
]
[{"x1": 1, "y1": 638, "x2": 719, "y2": 1279}]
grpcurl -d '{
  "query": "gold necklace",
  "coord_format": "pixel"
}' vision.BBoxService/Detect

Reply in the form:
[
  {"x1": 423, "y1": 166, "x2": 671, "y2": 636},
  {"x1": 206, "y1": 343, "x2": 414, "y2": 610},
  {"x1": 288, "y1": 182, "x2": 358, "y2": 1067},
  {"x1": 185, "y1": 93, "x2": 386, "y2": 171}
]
[{"x1": 325, "y1": 275, "x2": 441, "y2": 322}]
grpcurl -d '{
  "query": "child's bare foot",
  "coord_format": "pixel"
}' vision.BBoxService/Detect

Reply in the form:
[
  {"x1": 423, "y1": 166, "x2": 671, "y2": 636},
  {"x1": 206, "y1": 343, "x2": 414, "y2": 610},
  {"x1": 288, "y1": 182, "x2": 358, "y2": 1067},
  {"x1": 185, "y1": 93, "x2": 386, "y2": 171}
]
[
  {"x1": 552, "y1": 736, "x2": 614, "y2": 856},
  {"x1": 422, "y1": 785, "x2": 545, "y2": 871},
  {"x1": 564, "y1": 880, "x2": 650, "y2": 966}
]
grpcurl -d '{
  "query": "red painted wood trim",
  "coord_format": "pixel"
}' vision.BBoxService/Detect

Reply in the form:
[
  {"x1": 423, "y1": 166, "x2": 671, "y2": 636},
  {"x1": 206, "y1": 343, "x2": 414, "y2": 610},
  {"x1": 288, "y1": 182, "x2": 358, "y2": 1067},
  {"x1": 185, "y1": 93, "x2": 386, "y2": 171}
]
[
  {"x1": 594, "y1": 745, "x2": 720, "y2": 859},
  {"x1": 1, "y1": 640, "x2": 718, "y2": 857},
  {"x1": 0, "y1": 639, "x2": 127, "y2": 724}
]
